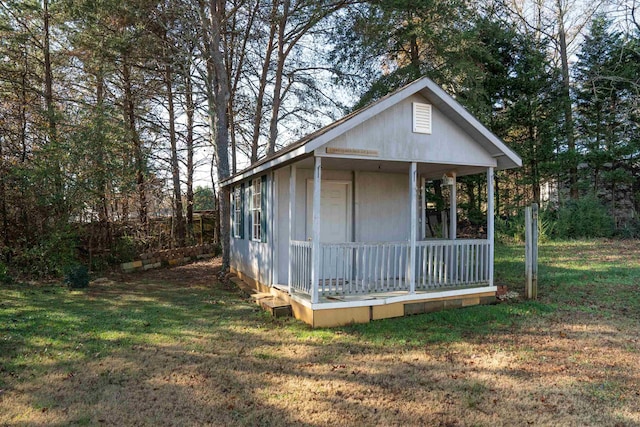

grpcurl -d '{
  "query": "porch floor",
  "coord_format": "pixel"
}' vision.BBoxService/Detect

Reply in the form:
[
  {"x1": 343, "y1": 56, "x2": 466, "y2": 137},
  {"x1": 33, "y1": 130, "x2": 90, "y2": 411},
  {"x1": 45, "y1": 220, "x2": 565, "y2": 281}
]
[{"x1": 289, "y1": 282, "x2": 492, "y2": 304}]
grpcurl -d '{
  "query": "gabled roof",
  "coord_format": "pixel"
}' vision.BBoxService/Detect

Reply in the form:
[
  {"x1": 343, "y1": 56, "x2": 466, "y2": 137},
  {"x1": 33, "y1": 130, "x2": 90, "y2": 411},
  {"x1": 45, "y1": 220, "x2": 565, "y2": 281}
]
[{"x1": 221, "y1": 77, "x2": 522, "y2": 187}]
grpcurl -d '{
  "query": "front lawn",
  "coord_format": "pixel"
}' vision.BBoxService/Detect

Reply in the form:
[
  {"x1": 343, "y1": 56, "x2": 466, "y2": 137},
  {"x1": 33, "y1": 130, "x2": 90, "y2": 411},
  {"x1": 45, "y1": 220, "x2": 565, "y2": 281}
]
[{"x1": 1, "y1": 240, "x2": 639, "y2": 425}]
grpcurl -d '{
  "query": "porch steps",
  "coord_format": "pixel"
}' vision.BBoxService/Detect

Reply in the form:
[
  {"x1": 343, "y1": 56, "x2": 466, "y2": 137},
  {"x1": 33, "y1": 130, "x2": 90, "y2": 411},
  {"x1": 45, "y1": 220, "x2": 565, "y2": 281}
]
[
  {"x1": 229, "y1": 274, "x2": 292, "y2": 318},
  {"x1": 255, "y1": 295, "x2": 292, "y2": 318}
]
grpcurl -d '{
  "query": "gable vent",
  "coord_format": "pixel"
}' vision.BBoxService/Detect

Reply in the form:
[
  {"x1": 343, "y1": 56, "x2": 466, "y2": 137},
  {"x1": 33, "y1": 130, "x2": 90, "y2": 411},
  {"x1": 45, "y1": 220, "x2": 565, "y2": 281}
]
[{"x1": 412, "y1": 102, "x2": 432, "y2": 134}]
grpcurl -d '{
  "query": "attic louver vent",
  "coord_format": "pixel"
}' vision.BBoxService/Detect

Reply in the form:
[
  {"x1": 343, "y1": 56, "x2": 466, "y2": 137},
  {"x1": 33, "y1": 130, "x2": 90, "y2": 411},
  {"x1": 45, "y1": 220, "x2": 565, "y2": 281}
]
[{"x1": 412, "y1": 102, "x2": 432, "y2": 134}]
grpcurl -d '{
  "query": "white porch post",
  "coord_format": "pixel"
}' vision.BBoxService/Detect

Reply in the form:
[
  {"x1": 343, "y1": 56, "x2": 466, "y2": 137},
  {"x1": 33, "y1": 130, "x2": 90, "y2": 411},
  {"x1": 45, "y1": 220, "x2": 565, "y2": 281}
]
[
  {"x1": 420, "y1": 177, "x2": 426, "y2": 239},
  {"x1": 449, "y1": 174, "x2": 457, "y2": 240},
  {"x1": 271, "y1": 171, "x2": 277, "y2": 285},
  {"x1": 409, "y1": 162, "x2": 417, "y2": 294},
  {"x1": 487, "y1": 167, "x2": 495, "y2": 286},
  {"x1": 447, "y1": 174, "x2": 457, "y2": 285},
  {"x1": 287, "y1": 164, "x2": 297, "y2": 290},
  {"x1": 310, "y1": 156, "x2": 322, "y2": 304}
]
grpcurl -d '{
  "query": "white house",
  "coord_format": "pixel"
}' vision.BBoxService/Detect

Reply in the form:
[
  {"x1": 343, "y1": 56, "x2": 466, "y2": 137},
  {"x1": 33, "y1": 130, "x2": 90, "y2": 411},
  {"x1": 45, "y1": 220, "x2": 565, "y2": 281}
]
[{"x1": 221, "y1": 77, "x2": 522, "y2": 327}]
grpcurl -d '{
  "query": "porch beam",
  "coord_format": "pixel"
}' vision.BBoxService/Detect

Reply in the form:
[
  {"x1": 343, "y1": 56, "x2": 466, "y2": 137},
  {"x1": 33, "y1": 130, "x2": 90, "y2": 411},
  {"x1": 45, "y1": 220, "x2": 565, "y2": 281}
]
[
  {"x1": 409, "y1": 162, "x2": 417, "y2": 294},
  {"x1": 487, "y1": 167, "x2": 495, "y2": 286},
  {"x1": 310, "y1": 156, "x2": 322, "y2": 304},
  {"x1": 287, "y1": 164, "x2": 297, "y2": 290}
]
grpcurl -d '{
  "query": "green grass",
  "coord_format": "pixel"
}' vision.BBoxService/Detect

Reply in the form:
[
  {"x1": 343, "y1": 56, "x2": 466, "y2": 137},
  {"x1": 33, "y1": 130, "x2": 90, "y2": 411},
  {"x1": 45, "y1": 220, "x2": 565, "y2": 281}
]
[
  {"x1": 496, "y1": 239, "x2": 640, "y2": 318},
  {"x1": 1, "y1": 243, "x2": 640, "y2": 425},
  {"x1": 3, "y1": 239, "x2": 638, "y2": 384},
  {"x1": 334, "y1": 239, "x2": 638, "y2": 348},
  {"x1": 338, "y1": 300, "x2": 551, "y2": 346},
  {"x1": 0, "y1": 279, "x2": 258, "y2": 390}
]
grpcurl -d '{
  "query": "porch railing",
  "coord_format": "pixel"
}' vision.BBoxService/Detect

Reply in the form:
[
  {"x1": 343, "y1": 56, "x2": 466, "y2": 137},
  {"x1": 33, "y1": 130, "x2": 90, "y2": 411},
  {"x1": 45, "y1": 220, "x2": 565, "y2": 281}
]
[
  {"x1": 289, "y1": 239, "x2": 491, "y2": 300},
  {"x1": 290, "y1": 240, "x2": 312, "y2": 294},
  {"x1": 319, "y1": 241, "x2": 410, "y2": 296},
  {"x1": 415, "y1": 239, "x2": 490, "y2": 289}
]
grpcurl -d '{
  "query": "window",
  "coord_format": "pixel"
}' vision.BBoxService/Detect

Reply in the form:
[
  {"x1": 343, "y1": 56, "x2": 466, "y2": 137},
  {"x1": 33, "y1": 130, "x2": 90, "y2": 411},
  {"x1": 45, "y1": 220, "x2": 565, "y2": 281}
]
[
  {"x1": 232, "y1": 186, "x2": 242, "y2": 238},
  {"x1": 250, "y1": 178, "x2": 262, "y2": 241}
]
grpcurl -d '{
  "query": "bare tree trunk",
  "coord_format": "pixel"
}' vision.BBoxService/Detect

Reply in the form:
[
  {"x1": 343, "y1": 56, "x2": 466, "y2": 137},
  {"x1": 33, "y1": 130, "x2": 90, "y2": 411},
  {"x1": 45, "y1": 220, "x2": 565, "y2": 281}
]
[
  {"x1": 0, "y1": 134, "x2": 8, "y2": 257},
  {"x1": 226, "y1": 0, "x2": 259, "y2": 169},
  {"x1": 43, "y1": 0, "x2": 56, "y2": 146},
  {"x1": 166, "y1": 61, "x2": 186, "y2": 246},
  {"x1": 20, "y1": 52, "x2": 28, "y2": 164},
  {"x1": 122, "y1": 56, "x2": 148, "y2": 228},
  {"x1": 210, "y1": 155, "x2": 220, "y2": 244},
  {"x1": 251, "y1": 1, "x2": 278, "y2": 162},
  {"x1": 199, "y1": 0, "x2": 232, "y2": 269},
  {"x1": 19, "y1": 50, "x2": 29, "y2": 243},
  {"x1": 556, "y1": 0, "x2": 578, "y2": 199},
  {"x1": 434, "y1": 179, "x2": 444, "y2": 229},
  {"x1": 465, "y1": 181, "x2": 476, "y2": 215},
  {"x1": 267, "y1": 0, "x2": 290, "y2": 155},
  {"x1": 95, "y1": 70, "x2": 113, "y2": 246},
  {"x1": 185, "y1": 66, "x2": 195, "y2": 234},
  {"x1": 225, "y1": 4, "x2": 238, "y2": 174},
  {"x1": 264, "y1": 0, "x2": 346, "y2": 155},
  {"x1": 43, "y1": 0, "x2": 65, "y2": 221}
]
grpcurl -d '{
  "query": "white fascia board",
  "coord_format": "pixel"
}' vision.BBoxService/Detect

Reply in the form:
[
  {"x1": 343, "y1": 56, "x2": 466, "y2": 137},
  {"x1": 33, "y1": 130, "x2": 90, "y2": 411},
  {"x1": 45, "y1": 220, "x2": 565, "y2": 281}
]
[
  {"x1": 290, "y1": 286, "x2": 497, "y2": 310},
  {"x1": 422, "y1": 80, "x2": 522, "y2": 168},
  {"x1": 221, "y1": 146, "x2": 307, "y2": 187}
]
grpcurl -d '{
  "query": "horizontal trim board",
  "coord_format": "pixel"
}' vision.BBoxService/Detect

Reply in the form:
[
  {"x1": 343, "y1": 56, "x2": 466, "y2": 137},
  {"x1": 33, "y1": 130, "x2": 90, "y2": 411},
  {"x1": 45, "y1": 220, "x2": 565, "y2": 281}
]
[
  {"x1": 316, "y1": 152, "x2": 498, "y2": 169},
  {"x1": 326, "y1": 147, "x2": 379, "y2": 157},
  {"x1": 290, "y1": 286, "x2": 497, "y2": 310}
]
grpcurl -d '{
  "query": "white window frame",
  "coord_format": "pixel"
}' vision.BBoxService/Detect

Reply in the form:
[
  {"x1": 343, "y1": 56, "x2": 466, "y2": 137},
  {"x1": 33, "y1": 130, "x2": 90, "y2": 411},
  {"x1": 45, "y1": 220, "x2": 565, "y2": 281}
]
[
  {"x1": 233, "y1": 186, "x2": 242, "y2": 239},
  {"x1": 250, "y1": 178, "x2": 262, "y2": 241}
]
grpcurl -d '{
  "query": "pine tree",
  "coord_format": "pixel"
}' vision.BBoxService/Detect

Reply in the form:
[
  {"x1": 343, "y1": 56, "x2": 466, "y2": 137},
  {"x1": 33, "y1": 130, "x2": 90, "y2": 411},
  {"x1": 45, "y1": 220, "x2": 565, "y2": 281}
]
[{"x1": 574, "y1": 16, "x2": 640, "y2": 220}]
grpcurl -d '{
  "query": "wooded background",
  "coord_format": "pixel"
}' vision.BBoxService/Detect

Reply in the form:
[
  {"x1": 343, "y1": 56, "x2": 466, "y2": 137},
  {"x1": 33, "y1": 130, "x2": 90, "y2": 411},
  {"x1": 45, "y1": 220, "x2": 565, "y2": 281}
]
[{"x1": 1, "y1": 0, "x2": 639, "y2": 276}]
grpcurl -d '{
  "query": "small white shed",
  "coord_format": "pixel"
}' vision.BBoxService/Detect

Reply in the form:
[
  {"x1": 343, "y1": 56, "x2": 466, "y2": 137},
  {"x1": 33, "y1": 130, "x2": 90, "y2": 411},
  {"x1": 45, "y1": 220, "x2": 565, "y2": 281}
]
[{"x1": 221, "y1": 77, "x2": 522, "y2": 327}]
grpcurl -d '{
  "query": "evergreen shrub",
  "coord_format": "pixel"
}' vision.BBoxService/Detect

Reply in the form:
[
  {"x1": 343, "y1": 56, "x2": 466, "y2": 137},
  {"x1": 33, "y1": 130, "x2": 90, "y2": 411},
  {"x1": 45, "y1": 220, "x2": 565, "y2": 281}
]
[
  {"x1": 554, "y1": 196, "x2": 614, "y2": 238},
  {"x1": 111, "y1": 236, "x2": 137, "y2": 263},
  {"x1": 496, "y1": 206, "x2": 555, "y2": 243},
  {"x1": 0, "y1": 261, "x2": 13, "y2": 285},
  {"x1": 64, "y1": 264, "x2": 90, "y2": 289},
  {"x1": 14, "y1": 229, "x2": 79, "y2": 277},
  {"x1": 615, "y1": 218, "x2": 640, "y2": 239}
]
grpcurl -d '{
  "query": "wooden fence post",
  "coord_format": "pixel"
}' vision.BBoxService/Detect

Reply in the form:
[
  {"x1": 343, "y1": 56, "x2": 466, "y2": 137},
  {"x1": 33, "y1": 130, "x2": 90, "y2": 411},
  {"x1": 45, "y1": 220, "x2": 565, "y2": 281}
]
[
  {"x1": 525, "y1": 204, "x2": 539, "y2": 299},
  {"x1": 525, "y1": 206, "x2": 532, "y2": 299},
  {"x1": 531, "y1": 203, "x2": 538, "y2": 299}
]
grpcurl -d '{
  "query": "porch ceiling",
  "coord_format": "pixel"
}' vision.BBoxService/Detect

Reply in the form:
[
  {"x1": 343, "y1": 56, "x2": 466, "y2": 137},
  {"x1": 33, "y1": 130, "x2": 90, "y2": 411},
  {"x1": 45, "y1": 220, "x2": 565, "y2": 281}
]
[{"x1": 296, "y1": 156, "x2": 490, "y2": 179}]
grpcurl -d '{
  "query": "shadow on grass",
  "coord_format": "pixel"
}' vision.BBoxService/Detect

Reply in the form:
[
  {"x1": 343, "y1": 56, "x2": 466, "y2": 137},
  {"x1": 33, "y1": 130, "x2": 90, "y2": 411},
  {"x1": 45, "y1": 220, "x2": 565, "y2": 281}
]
[
  {"x1": 337, "y1": 300, "x2": 553, "y2": 346},
  {"x1": 2, "y1": 247, "x2": 640, "y2": 426}
]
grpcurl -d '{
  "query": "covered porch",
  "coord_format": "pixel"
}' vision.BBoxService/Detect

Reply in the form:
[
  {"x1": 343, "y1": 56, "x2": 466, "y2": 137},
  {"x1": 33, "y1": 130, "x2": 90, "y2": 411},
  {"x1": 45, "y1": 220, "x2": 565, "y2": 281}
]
[{"x1": 284, "y1": 155, "x2": 495, "y2": 306}]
